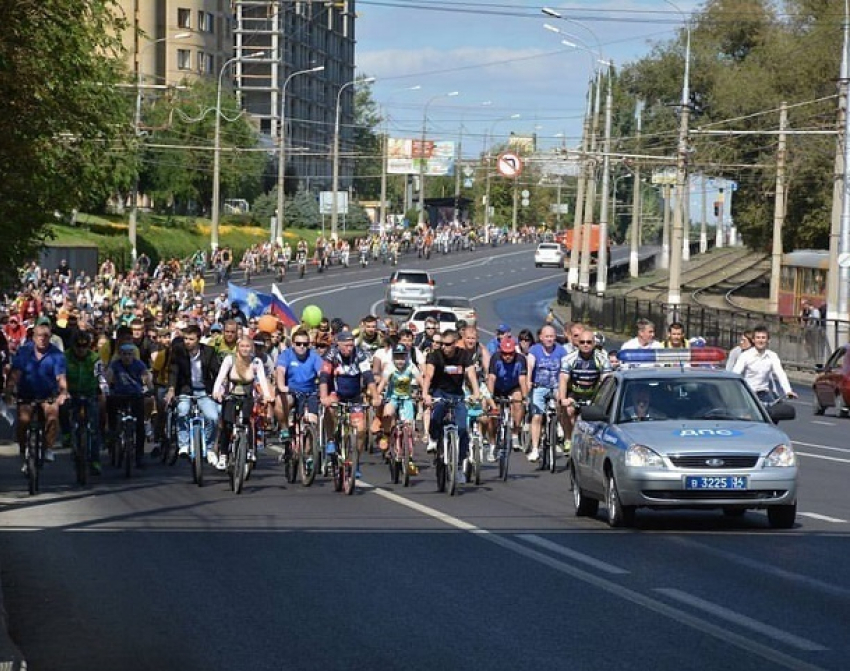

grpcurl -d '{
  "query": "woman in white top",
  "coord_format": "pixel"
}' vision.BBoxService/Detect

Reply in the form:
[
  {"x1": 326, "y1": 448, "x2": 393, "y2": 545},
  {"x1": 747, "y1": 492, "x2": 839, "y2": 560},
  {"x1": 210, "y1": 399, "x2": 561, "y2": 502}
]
[
  {"x1": 731, "y1": 326, "x2": 798, "y2": 402},
  {"x1": 725, "y1": 331, "x2": 754, "y2": 371},
  {"x1": 213, "y1": 337, "x2": 274, "y2": 470}
]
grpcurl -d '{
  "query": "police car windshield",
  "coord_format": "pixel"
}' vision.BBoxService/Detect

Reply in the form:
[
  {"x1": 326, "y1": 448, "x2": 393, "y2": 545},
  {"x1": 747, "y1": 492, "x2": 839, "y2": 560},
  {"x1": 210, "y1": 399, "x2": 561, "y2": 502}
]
[{"x1": 616, "y1": 378, "x2": 765, "y2": 423}]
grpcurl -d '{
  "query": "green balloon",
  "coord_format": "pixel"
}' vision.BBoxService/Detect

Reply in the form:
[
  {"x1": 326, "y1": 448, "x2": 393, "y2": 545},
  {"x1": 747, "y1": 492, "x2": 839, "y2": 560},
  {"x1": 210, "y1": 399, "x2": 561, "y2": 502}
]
[{"x1": 302, "y1": 304, "x2": 323, "y2": 327}]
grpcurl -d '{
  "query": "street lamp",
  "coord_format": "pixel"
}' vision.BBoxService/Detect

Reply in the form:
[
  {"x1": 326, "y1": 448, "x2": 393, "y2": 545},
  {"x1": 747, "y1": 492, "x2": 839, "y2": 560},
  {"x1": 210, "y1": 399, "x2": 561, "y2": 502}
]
[
  {"x1": 274, "y1": 64, "x2": 325, "y2": 244},
  {"x1": 211, "y1": 51, "x2": 266, "y2": 254},
  {"x1": 129, "y1": 32, "x2": 190, "y2": 262},
  {"x1": 483, "y1": 113, "x2": 520, "y2": 238},
  {"x1": 417, "y1": 91, "x2": 459, "y2": 228},
  {"x1": 331, "y1": 76, "x2": 376, "y2": 240}
]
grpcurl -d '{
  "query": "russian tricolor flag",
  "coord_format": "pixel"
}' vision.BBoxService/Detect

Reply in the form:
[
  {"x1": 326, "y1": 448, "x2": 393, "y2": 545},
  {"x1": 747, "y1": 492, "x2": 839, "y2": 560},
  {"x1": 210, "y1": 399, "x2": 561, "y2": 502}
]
[{"x1": 270, "y1": 283, "x2": 299, "y2": 328}]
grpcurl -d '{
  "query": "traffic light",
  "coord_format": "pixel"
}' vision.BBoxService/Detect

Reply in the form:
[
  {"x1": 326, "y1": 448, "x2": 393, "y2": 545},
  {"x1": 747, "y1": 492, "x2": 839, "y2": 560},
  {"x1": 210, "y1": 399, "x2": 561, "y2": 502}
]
[{"x1": 713, "y1": 202, "x2": 720, "y2": 217}]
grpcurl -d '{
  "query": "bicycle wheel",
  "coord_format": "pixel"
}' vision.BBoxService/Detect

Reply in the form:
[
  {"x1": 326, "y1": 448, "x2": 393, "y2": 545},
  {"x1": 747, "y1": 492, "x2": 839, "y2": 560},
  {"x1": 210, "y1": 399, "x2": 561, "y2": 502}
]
[
  {"x1": 299, "y1": 425, "x2": 318, "y2": 487},
  {"x1": 165, "y1": 414, "x2": 179, "y2": 466},
  {"x1": 123, "y1": 423, "x2": 133, "y2": 479},
  {"x1": 497, "y1": 421, "x2": 510, "y2": 482},
  {"x1": 73, "y1": 423, "x2": 87, "y2": 486},
  {"x1": 192, "y1": 422, "x2": 204, "y2": 487},
  {"x1": 26, "y1": 429, "x2": 39, "y2": 495},
  {"x1": 232, "y1": 432, "x2": 248, "y2": 495},
  {"x1": 469, "y1": 432, "x2": 481, "y2": 486},
  {"x1": 402, "y1": 424, "x2": 413, "y2": 488},
  {"x1": 286, "y1": 435, "x2": 299, "y2": 484},
  {"x1": 388, "y1": 428, "x2": 400, "y2": 484},
  {"x1": 344, "y1": 430, "x2": 357, "y2": 495},
  {"x1": 446, "y1": 429, "x2": 459, "y2": 496},
  {"x1": 547, "y1": 413, "x2": 559, "y2": 474}
]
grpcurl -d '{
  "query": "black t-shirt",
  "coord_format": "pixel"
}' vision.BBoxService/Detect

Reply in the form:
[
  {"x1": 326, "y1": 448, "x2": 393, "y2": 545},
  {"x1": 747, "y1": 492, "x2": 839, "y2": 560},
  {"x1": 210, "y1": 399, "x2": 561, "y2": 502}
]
[{"x1": 427, "y1": 347, "x2": 472, "y2": 396}]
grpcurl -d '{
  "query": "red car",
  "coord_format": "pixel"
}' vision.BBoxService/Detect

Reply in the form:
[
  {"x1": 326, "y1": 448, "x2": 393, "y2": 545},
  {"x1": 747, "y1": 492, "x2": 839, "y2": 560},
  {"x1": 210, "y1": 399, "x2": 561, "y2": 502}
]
[{"x1": 812, "y1": 345, "x2": 850, "y2": 416}]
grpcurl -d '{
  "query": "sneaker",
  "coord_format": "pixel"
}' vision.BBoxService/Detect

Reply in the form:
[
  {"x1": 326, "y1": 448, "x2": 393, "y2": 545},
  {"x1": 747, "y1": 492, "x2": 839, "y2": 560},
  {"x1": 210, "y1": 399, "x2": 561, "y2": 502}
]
[
  {"x1": 511, "y1": 434, "x2": 521, "y2": 452},
  {"x1": 150, "y1": 445, "x2": 162, "y2": 459},
  {"x1": 486, "y1": 444, "x2": 497, "y2": 463},
  {"x1": 90, "y1": 461, "x2": 102, "y2": 476},
  {"x1": 43, "y1": 449, "x2": 56, "y2": 463},
  {"x1": 279, "y1": 428, "x2": 290, "y2": 443},
  {"x1": 426, "y1": 439, "x2": 437, "y2": 454},
  {"x1": 456, "y1": 469, "x2": 467, "y2": 484},
  {"x1": 527, "y1": 448, "x2": 540, "y2": 463},
  {"x1": 216, "y1": 454, "x2": 228, "y2": 470},
  {"x1": 355, "y1": 469, "x2": 362, "y2": 480},
  {"x1": 207, "y1": 450, "x2": 218, "y2": 466},
  {"x1": 178, "y1": 445, "x2": 190, "y2": 458}
]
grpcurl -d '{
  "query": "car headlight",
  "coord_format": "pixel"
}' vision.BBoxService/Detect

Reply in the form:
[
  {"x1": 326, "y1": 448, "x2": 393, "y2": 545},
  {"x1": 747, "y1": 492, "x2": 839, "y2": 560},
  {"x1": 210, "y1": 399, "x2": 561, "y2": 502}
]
[
  {"x1": 765, "y1": 443, "x2": 796, "y2": 467},
  {"x1": 625, "y1": 444, "x2": 666, "y2": 468}
]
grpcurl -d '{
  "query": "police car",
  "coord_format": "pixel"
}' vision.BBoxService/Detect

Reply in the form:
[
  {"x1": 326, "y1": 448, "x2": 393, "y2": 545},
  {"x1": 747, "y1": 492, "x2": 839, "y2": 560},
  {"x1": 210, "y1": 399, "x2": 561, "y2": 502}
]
[{"x1": 570, "y1": 348, "x2": 798, "y2": 529}]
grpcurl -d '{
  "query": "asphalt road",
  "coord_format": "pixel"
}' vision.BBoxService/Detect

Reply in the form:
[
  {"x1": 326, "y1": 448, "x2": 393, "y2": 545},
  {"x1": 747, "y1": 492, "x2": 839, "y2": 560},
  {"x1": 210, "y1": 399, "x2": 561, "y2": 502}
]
[{"x1": 1, "y1": 243, "x2": 848, "y2": 671}]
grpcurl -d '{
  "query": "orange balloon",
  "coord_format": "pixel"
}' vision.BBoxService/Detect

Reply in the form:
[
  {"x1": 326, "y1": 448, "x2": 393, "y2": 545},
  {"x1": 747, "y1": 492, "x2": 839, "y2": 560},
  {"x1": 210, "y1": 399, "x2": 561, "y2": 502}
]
[{"x1": 258, "y1": 314, "x2": 279, "y2": 334}]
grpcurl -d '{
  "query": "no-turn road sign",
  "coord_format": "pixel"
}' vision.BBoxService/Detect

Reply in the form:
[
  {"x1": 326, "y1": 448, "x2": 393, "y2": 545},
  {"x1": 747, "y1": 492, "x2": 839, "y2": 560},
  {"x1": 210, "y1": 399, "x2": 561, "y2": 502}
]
[{"x1": 497, "y1": 152, "x2": 523, "y2": 178}]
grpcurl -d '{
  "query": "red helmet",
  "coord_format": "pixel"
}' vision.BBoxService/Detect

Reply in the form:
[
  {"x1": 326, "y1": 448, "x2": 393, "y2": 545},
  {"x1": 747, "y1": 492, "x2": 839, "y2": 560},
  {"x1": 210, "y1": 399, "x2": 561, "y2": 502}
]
[{"x1": 500, "y1": 337, "x2": 517, "y2": 354}]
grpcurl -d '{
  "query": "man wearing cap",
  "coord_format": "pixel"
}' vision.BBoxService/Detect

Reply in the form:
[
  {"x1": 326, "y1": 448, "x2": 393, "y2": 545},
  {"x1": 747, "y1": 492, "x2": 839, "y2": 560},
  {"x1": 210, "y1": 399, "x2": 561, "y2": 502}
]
[
  {"x1": 319, "y1": 330, "x2": 379, "y2": 466},
  {"x1": 486, "y1": 336, "x2": 529, "y2": 452},
  {"x1": 5, "y1": 321, "x2": 68, "y2": 465},
  {"x1": 486, "y1": 323, "x2": 512, "y2": 356},
  {"x1": 209, "y1": 319, "x2": 240, "y2": 362}
]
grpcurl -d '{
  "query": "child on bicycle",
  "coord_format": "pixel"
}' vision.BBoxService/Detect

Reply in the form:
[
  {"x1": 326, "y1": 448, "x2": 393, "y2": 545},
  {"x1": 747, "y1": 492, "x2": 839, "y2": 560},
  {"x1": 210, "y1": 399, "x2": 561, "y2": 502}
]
[{"x1": 376, "y1": 344, "x2": 423, "y2": 475}]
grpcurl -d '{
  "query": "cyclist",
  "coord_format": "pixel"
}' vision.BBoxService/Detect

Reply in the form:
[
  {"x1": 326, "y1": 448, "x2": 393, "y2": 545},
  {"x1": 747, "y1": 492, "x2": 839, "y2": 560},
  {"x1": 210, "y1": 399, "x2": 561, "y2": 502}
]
[
  {"x1": 559, "y1": 328, "x2": 612, "y2": 450},
  {"x1": 212, "y1": 336, "x2": 274, "y2": 470},
  {"x1": 421, "y1": 329, "x2": 480, "y2": 484},
  {"x1": 105, "y1": 343, "x2": 153, "y2": 468},
  {"x1": 731, "y1": 324, "x2": 797, "y2": 403},
  {"x1": 459, "y1": 324, "x2": 493, "y2": 460},
  {"x1": 5, "y1": 321, "x2": 68, "y2": 467},
  {"x1": 63, "y1": 331, "x2": 104, "y2": 475},
  {"x1": 275, "y1": 328, "x2": 324, "y2": 441},
  {"x1": 526, "y1": 324, "x2": 567, "y2": 463},
  {"x1": 376, "y1": 344, "x2": 423, "y2": 475},
  {"x1": 319, "y1": 330, "x2": 379, "y2": 473},
  {"x1": 486, "y1": 337, "x2": 529, "y2": 452},
  {"x1": 355, "y1": 314, "x2": 382, "y2": 359}
]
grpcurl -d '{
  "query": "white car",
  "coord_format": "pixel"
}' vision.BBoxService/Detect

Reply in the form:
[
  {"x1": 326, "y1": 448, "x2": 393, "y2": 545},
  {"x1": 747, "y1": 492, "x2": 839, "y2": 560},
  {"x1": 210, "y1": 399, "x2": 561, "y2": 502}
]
[
  {"x1": 405, "y1": 308, "x2": 459, "y2": 336},
  {"x1": 534, "y1": 242, "x2": 565, "y2": 268},
  {"x1": 432, "y1": 296, "x2": 477, "y2": 325}
]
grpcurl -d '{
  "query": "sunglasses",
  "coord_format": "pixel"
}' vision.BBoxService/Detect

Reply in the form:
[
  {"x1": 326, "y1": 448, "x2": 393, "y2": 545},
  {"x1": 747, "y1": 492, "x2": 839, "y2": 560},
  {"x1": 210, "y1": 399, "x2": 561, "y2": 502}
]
[
  {"x1": 425, "y1": 326, "x2": 437, "y2": 330},
  {"x1": 578, "y1": 340, "x2": 594, "y2": 344},
  {"x1": 442, "y1": 341, "x2": 457, "y2": 347},
  {"x1": 520, "y1": 337, "x2": 532, "y2": 342},
  {"x1": 292, "y1": 341, "x2": 309, "y2": 347}
]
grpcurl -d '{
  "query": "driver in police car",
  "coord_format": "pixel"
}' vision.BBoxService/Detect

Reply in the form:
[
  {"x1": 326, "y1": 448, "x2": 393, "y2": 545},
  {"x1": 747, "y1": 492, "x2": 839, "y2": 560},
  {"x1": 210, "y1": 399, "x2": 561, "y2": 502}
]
[{"x1": 622, "y1": 383, "x2": 667, "y2": 421}]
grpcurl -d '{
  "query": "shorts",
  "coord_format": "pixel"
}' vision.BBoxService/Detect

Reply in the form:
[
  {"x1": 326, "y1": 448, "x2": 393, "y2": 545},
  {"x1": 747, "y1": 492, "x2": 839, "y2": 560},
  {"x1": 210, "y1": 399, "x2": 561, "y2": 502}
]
[
  {"x1": 387, "y1": 395, "x2": 416, "y2": 422},
  {"x1": 290, "y1": 391, "x2": 319, "y2": 418},
  {"x1": 531, "y1": 387, "x2": 557, "y2": 415}
]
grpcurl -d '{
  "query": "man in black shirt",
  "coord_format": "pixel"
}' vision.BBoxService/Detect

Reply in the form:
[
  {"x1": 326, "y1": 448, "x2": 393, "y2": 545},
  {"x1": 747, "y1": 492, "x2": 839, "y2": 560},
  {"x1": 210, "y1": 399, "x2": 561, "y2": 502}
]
[{"x1": 421, "y1": 329, "x2": 480, "y2": 483}]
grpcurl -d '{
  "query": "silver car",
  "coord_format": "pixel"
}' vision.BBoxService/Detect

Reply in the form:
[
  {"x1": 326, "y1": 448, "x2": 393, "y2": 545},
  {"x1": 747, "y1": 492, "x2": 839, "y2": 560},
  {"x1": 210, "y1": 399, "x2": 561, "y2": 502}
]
[
  {"x1": 384, "y1": 269, "x2": 435, "y2": 313},
  {"x1": 570, "y1": 368, "x2": 798, "y2": 529}
]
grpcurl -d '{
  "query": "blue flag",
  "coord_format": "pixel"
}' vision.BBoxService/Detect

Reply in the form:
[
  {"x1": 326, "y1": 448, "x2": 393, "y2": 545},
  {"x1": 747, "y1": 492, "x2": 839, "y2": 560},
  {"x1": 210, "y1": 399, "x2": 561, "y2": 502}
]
[{"x1": 227, "y1": 282, "x2": 272, "y2": 318}]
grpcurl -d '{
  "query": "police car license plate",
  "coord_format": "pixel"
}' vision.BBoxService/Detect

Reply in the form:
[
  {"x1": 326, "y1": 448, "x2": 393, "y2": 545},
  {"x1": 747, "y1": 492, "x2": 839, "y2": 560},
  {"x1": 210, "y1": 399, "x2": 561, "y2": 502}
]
[{"x1": 685, "y1": 476, "x2": 748, "y2": 490}]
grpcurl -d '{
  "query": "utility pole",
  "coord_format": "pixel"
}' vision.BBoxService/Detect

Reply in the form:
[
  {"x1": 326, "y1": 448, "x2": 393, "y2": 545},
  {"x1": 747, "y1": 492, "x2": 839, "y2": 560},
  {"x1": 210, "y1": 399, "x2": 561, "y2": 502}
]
[
  {"x1": 768, "y1": 102, "x2": 788, "y2": 314},
  {"x1": 716, "y1": 185, "x2": 725, "y2": 247},
  {"x1": 683, "y1": 176, "x2": 691, "y2": 261},
  {"x1": 661, "y1": 184, "x2": 671, "y2": 268},
  {"x1": 596, "y1": 65, "x2": 614, "y2": 294},
  {"x1": 579, "y1": 71, "x2": 603, "y2": 290},
  {"x1": 567, "y1": 84, "x2": 592, "y2": 288},
  {"x1": 629, "y1": 101, "x2": 643, "y2": 278},
  {"x1": 699, "y1": 173, "x2": 708, "y2": 254},
  {"x1": 454, "y1": 124, "x2": 464, "y2": 222}
]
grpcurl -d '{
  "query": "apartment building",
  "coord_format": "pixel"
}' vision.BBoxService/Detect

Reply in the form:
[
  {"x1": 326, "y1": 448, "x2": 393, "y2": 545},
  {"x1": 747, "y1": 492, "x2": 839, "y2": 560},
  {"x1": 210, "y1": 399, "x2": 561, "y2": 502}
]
[{"x1": 117, "y1": 0, "x2": 355, "y2": 196}]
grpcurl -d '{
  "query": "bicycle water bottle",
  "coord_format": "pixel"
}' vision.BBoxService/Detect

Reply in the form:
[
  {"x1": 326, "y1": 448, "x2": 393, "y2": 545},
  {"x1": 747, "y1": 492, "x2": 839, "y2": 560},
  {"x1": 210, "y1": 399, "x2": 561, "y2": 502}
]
[{"x1": 326, "y1": 441, "x2": 337, "y2": 455}]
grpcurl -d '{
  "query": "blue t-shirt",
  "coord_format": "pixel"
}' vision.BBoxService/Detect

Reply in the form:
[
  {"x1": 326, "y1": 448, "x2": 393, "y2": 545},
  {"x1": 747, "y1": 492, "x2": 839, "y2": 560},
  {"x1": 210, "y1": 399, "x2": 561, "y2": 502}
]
[
  {"x1": 108, "y1": 358, "x2": 147, "y2": 395},
  {"x1": 528, "y1": 342, "x2": 566, "y2": 389},
  {"x1": 12, "y1": 342, "x2": 66, "y2": 399},
  {"x1": 276, "y1": 348, "x2": 323, "y2": 394},
  {"x1": 488, "y1": 352, "x2": 527, "y2": 395}
]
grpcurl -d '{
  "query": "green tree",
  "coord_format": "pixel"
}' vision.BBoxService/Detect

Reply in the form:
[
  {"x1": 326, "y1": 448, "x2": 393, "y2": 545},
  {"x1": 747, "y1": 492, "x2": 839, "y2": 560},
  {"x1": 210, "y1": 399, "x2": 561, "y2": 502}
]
[
  {"x1": 353, "y1": 81, "x2": 383, "y2": 201},
  {"x1": 0, "y1": 0, "x2": 132, "y2": 277}
]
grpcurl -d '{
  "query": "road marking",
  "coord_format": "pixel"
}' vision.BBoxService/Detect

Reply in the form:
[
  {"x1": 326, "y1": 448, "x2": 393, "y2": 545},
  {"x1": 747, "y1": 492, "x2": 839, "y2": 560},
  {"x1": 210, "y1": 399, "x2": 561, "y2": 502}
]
[
  {"x1": 798, "y1": 512, "x2": 848, "y2": 523},
  {"x1": 810, "y1": 420, "x2": 835, "y2": 426},
  {"x1": 367, "y1": 486, "x2": 829, "y2": 670},
  {"x1": 655, "y1": 588, "x2": 827, "y2": 652},
  {"x1": 516, "y1": 533, "x2": 629, "y2": 574},
  {"x1": 793, "y1": 441, "x2": 850, "y2": 454},
  {"x1": 796, "y1": 452, "x2": 850, "y2": 464},
  {"x1": 471, "y1": 273, "x2": 563, "y2": 301}
]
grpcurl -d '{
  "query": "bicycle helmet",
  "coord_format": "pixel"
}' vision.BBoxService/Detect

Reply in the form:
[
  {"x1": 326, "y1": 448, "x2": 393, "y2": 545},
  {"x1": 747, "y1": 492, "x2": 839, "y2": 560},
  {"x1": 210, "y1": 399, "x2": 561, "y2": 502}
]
[
  {"x1": 500, "y1": 337, "x2": 517, "y2": 354},
  {"x1": 594, "y1": 332, "x2": 605, "y2": 347}
]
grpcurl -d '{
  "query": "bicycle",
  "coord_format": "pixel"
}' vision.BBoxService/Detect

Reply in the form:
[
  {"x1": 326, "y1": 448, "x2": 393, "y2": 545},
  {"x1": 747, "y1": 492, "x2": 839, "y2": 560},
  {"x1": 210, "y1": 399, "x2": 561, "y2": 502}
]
[
  {"x1": 492, "y1": 396, "x2": 520, "y2": 482},
  {"x1": 326, "y1": 401, "x2": 359, "y2": 495},
  {"x1": 281, "y1": 392, "x2": 319, "y2": 487},
  {"x1": 18, "y1": 398, "x2": 52, "y2": 495},
  {"x1": 178, "y1": 394, "x2": 209, "y2": 487},
  {"x1": 297, "y1": 253, "x2": 307, "y2": 279},
  {"x1": 431, "y1": 396, "x2": 462, "y2": 496},
  {"x1": 68, "y1": 395, "x2": 96, "y2": 486},
  {"x1": 386, "y1": 402, "x2": 416, "y2": 487},
  {"x1": 464, "y1": 399, "x2": 484, "y2": 486},
  {"x1": 537, "y1": 395, "x2": 560, "y2": 474},
  {"x1": 223, "y1": 394, "x2": 253, "y2": 495},
  {"x1": 112, "y1": 394, "x2": 142, "y2": 479}
]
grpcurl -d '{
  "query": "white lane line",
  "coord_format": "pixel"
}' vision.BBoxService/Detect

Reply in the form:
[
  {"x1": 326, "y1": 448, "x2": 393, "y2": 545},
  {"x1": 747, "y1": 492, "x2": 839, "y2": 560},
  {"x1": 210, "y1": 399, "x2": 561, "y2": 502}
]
[
  {"x1": 368, "y1": 486, "x2": 829, "y2": 671},
  {"x1": 797, "y1": 452, "x2": 850, "y2": 464},
  {"x1": 798, "y1": 512, "x2": 848, "y2": 523},
  {"x1": 517, "y1": 533, "x2": 629, "y2": 575},
  {"x1": 655, "y1": 588, "x2": 827, "y2": 652},
  {"x1": 810, "y1": 420, "x2": 835, "y2": 426},
  {"x1": 793, "y1": 441, "x2": 850, "y2": 454},
  {"x1": 471, "y1": 274, "x2": 563, "y2": 301}
]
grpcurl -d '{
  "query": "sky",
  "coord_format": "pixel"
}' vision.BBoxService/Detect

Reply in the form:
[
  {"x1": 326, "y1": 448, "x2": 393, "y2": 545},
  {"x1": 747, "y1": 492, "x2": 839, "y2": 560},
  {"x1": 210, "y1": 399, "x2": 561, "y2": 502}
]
[{"x1": 355, "y1": 0, "x2": 701, "y2": 158}]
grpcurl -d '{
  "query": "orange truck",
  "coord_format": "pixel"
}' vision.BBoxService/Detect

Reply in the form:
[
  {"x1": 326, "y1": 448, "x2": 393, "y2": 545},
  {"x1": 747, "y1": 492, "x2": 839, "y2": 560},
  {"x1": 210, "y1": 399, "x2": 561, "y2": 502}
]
[{"x1": 556, "y1": 225, "x2": 609, "y2": 256}]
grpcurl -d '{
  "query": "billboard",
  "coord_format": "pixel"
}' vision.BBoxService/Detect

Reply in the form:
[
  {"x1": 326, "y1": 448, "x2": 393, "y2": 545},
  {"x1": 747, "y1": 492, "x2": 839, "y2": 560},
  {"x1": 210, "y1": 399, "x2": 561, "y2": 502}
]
[{"x1": 387, "y1": 137, "x2": 456, "y2": 176}]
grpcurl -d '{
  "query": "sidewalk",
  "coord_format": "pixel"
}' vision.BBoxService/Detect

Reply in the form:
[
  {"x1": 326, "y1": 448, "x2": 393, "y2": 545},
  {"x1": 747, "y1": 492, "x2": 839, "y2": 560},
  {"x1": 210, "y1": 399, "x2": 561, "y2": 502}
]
[{"x1": 0, "y1": 443, "x2": 28, "y2": 669}]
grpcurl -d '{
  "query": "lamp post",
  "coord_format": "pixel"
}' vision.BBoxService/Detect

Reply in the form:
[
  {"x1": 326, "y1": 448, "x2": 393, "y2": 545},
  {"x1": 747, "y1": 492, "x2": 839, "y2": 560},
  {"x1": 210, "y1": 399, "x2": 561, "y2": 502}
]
[
  {"x1": 483, "y1": 113, "x2": 520, "y2": 239},
  {"x1": 275, "y1": 65, "x2": 325, "y2": 244},
  {"x1": 331, "y1": 76, "x2": 376, "y2": 241},
  {"x1": 129, "y1": 32, "x2": 190, "y2": 262},
  {"x1": 211, "y1": 51, "x2": 266, "y2": 254},
  {"x1": 663, "y1": 0, "x2": 692, "y2": 310},
  {"x1": 417, "y1": 91, "x2": 459, "y2": 228}
]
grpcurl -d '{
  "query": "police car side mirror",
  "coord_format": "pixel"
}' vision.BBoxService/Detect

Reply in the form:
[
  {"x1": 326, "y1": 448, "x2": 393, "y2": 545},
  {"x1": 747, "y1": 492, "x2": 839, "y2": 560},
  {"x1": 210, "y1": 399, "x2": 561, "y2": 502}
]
[
  {"x1": 768, "y1": 401, "x2": 796, "y2": 423},
  {"x1": 579, "y1": 404, "x2": 607, "y2": 422}
]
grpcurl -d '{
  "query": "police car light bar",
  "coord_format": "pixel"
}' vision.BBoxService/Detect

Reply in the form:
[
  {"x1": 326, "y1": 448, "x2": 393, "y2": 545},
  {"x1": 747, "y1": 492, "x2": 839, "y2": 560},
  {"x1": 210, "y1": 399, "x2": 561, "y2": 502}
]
[{"x1": 617, "y1": 347, "x2": 727, "y2": 365}]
